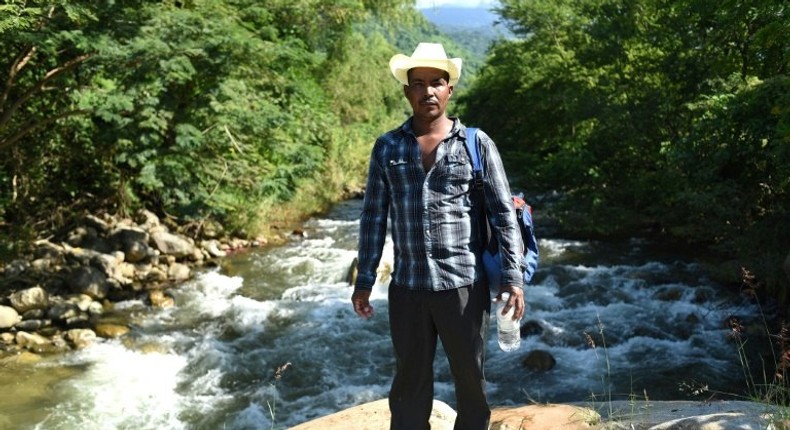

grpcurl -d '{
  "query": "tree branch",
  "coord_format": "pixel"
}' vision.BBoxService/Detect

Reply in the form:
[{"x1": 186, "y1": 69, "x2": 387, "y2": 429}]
[
  {"x1": 1, "y1": 6, "x2": 55, "y2": 113},
  {"x1": 0, "y1": 109, "x2": 91, "y2": 151},
  {"x1": 1, "y1": 46, "x2": 38, "y2": 109},
  {"x1": 0, "y1": 53, "x2": 92, "y2": 131}
]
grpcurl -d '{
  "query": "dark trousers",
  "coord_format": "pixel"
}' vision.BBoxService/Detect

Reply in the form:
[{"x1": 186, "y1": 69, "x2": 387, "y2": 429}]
[{"x1": 388, "y1": 283, "x2": 491, "y2": 430}]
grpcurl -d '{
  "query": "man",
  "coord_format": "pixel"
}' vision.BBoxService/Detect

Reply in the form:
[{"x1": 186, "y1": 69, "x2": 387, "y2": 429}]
[{"x1": 351, "y1": 42, "x2": 525, "y2": 430}]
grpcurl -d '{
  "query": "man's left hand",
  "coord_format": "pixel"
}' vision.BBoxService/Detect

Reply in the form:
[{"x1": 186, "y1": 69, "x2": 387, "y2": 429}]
[{"x1": 496, "y1": 285, "x2": 525, "y2": 320}]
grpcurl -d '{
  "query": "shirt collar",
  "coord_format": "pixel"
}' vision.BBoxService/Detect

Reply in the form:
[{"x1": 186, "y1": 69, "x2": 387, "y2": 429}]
[{"x1": 401, "y1": 117, "x2": 464, "y2": 139}]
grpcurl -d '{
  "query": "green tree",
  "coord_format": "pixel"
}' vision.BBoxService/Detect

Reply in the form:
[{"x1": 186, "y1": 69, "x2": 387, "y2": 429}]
[
  {"x1": 460, "y1": 0, "x2": 789, "y2": 293},
  {"x1": 0, "y1": 0, "x2": 414, "y2": 255}
]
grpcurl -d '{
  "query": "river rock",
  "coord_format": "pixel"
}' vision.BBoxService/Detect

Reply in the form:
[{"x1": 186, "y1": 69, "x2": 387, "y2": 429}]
[
  {"x1": 91, "y1": 251, "x2": 134, "y2": 287},
  {"x1": 22, "y1": 309, "x2": 45, "y2": 320},
  {"x1": 145, "y1": 266, "x2": 169, "y2": 283},
  {"x1": 30, "y1": 257, "x2": 53, "y2": 272},
  {"x1": 15, "y1": 331, "x2": 50, "y2": 351},
  {"x1": 48, "y1": 302, "x2": 81, "y2": 322},
  {"x1": 33, "y1": 239, "x2": 65, "y2": 260},
  {"x1": 150, "y1": 230, "x2": 196, "y2": 259},
  {"x1": 135, "y1": 209, "x2": 160, "y2": 231},
  {"x1": 88, "y1": 301, "x2": 104, "y2": 316},
  {"x1": 521, "y1": 349, "x2": 556, "y2": 372},
  {"x1": 0, "y1": 306, "x2": 21, "y2": 329},
  {"x1": 94, "y1": 323, "x2": 130, "y2": 339},
  {"x1": 68, "y1": 294, "x2": 94, "y2": 312},
  {"x1": 0, "y1": 332, "x2": 15, "y2": 345},
  {"x1": 82, "y1": 214, "x2": 111, "y2": 235},
  {"x1": 67, "y1": 225, "x2": 111, "y2": 254},
  {"x1": 168, "y1": 262, "x2": 191, "y2": 282},
  {"x1": 8, "y1": 286, "x2": 49, "y2": 313},
  {"x1": 520, "y1": 320, "x2": 544, "y2": 337},
  {"x1": 109, "y1": 226, "x2": 154, "y2": 263},
  {"x1": 14, "y1": 319, "x2": 50, "y2": 332},
  {"x1": 4, "y1": 259, "x2": 30, "y2": 278},
  {"x1": 149, "y1": 290, "x2": 175, "y2": 309},
  {"x1": 67, "y1": 266, "x2": 110, "y2": 299},
  {"x1": 66, "y1": 329, "x2": 97, "y2": 349},
  {"x1": 201, "y1": 240, "x2": 227, "y2": 258}
]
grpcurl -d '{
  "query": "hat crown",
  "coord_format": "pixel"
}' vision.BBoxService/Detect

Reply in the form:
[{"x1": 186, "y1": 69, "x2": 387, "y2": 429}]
[
  {"x1": 389, "y1": 42, "x2": 462, "y2": 86},
  {"x1": 411, "y1": 43, "x2": 449, "y2": 60}
]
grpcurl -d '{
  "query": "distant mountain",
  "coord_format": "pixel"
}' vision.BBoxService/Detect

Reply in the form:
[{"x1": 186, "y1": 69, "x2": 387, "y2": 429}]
[
  {"x1": 419, "y1": 6, "x2": 502, "y2": 29},
  {"x1": 418, "y1": 6, "x2": 510, "y2": 69}
]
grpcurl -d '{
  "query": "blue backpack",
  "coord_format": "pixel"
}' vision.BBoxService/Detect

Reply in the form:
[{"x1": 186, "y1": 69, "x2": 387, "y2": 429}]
[{"x1": 464, "y1": 127, "x2": 539, "y2": 288}]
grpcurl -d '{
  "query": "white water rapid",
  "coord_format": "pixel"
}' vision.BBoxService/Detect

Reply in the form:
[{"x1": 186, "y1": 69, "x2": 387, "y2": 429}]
[{"x1": 1, "y1": 199, "x2": 762, "y2": 429}]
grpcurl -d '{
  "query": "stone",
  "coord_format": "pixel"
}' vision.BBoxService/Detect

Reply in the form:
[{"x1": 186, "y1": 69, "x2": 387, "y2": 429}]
[
  {"x1": 33, "y1": 239, "x2": 65, "y2": 260},
  {"x1": 491, "y1": 404, "x2": 600, "y2": 430},
  {"x1": 168, "y1": 262, "x2": 191, "y2": 282},
  {"x1": 68, "y1": 266, "x2": 110, "y2": 299},
  {"x1": 14, "y1": 319, "x2": 50, "y2": 332},
  {"x1": 88, "y1": 301, "x2": 104, "y2": 316},
  {"x1": 68, "y1": 294, "x2": 94, "y2": 312},
  {"x1": 0, "y1": 306, "x2": 21, "y2": 329},
  {"x1": 149, "y1": 290, "x2": 175, "y2": 309},
  {"x1": 520, "y1": 320, "x2": 544, "y2": 337},
  {"x1": 91, "y1": 252, "x2": 133, "y2": 287},
  {"x1": 202, "y1": 240, "x2": 227, "y2": 258},
  {"x1": 15, "y1": 331, "x2": 50, "y2": 351},
  {"x1": 135, "y1": 209, "x2": 161, "y2": 231},
  {"x1": 521, "y1": 350, "x2": 557, "y2": 372},
  {"x1": 0, "y1": 332, "x2": 16, "y2": 345},
  {"x1": 83, "y1": 214, "x2": 111, "y2": 234},
  {"x1": 9, "y1": 286, "x2": 49, "y2": 313},
  {"x1": 150, "y1": 230, "x2": 196, "y2": 259},
  {"x1": 48, "y1": 302, "x2": 82, "y2": 322},
  {"x1": 145, "y1": 266, "x2": 168, "y2": 283},
  {"x1": 4, "y1": 259, "x2": 29, "y2": 277},
  {"x1": 22, "y1": 309, "x2": 45, "y2": 320},
  {"x1": 288, "y1": 398, "x2": 456, "y2": 430},
  {"x1": 66, "y1": 329, "x2": 97, "y2": 349},
  {"x1": 109, "y1": 226, "x2": 153, "y2": 263},
  {"x1": 94, "y1": 323, "x2": 130, "y2": 339}
]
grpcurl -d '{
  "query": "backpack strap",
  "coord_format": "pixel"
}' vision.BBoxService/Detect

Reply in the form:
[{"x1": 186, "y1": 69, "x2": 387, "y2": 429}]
[
  {"x1": 464, "y1": 127, "x2": 496, "y2": 255},
  {"x1": 464, "y1": 127, "x2": 484, "y2": 190}
]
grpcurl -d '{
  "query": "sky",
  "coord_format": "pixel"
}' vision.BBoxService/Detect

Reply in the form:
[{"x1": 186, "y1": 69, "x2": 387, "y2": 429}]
[{"x1": 415, "y1": 0, "x2": 498, "y2": 8}]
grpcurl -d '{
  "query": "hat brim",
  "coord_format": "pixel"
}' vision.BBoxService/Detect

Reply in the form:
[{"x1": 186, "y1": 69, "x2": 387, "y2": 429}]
[{"x1": 389, "y1": 54, "x2": 462, "y2": 87}]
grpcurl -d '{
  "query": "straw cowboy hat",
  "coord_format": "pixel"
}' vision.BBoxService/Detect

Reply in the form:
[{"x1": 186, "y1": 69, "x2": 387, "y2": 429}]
[{"x1": 389, "y1": 43, "x2": 463, "y2": 86}]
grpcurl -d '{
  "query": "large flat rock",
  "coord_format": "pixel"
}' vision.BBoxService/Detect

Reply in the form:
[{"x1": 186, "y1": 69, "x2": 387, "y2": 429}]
[{"x1": 288, "y1": 399, "x2": 782, "y2": 430}]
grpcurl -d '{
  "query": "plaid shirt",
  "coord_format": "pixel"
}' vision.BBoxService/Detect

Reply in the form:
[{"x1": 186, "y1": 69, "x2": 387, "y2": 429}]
[{"x1": 355, "y1": 118, "x2": 523, "y2": 291}]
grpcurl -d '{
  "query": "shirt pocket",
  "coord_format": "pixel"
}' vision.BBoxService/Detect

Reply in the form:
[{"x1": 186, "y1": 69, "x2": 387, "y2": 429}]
[
  {"x1": 385, "y1": 158, "x2": 421, "y2": 194},
  {"x1": 438, "y1": 154, "x2": 472, "y2": 182},
  {"x1": 431, "y1": 154, "x2": 473, "y2": 195}
]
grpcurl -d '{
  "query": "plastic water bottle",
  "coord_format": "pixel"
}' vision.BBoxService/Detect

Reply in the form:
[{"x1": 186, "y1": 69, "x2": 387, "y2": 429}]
[{"x1": 495, "y1": 292, "x2": 521, "y2": 352}]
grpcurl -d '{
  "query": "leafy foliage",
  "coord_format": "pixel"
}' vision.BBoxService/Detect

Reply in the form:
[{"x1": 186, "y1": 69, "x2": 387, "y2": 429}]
[
  {"x1": 459, "y1": 0, "x2": 789, "y2": 293},
  {"x1": 0, "y1": 0, "x2": 413, "y2": 251}
]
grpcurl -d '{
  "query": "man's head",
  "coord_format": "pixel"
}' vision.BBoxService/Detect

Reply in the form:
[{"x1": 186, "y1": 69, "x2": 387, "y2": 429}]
[{"x1": 389, "y1": 43, "x2": 462, "y2": 87}]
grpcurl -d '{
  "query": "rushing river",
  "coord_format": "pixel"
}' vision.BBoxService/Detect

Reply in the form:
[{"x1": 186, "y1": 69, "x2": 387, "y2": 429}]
[{"x1": 0, "y1": 199, "x2": 766, "y2": 429}]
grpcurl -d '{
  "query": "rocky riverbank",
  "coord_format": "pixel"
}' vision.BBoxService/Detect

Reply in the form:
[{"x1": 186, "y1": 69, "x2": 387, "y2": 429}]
[{"x1": 0, "y1": 209, "x2": 263, "y2": 356}]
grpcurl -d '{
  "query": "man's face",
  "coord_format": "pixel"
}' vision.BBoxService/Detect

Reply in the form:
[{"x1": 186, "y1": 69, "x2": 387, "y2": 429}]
[{"x1": 404, "y1": 67, "x2": 453, "y2": 120}]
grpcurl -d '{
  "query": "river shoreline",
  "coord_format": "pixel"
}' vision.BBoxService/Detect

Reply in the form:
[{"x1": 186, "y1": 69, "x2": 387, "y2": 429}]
[{"x1": 0, "y1": 209, "x2": 285, "y2": 359}]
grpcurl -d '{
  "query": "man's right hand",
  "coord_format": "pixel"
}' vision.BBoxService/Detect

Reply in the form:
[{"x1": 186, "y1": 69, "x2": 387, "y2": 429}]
[{"x1": 352, "y1": 289, "x2": 374, "y2": 319}]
